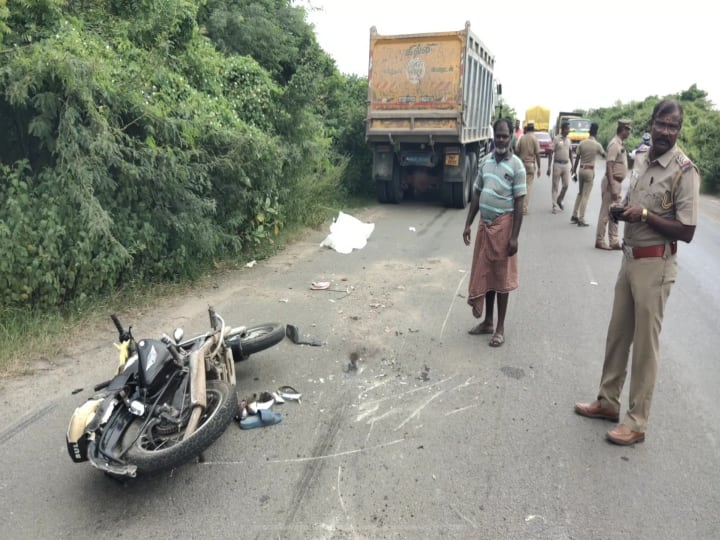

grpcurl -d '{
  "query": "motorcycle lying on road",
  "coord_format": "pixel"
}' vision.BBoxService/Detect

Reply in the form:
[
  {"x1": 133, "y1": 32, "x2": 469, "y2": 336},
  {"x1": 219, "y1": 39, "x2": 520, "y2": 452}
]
[{"x1": 66, "y1": 307, "x2": 285, "y2": 478}]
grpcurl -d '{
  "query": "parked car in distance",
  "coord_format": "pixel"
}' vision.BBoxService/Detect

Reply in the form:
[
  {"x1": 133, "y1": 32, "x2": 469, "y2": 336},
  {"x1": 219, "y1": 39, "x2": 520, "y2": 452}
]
[{"x1": 535, "y1": 131, "x2": 552, "y2": 156}]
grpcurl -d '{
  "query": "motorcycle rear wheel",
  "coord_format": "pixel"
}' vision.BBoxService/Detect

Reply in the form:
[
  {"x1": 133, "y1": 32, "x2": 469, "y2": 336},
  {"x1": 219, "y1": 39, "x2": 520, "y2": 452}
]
[
  {"x1": 123, "y1": 380, "x2": 237, "y2": 475},
  {"x1": 225, "y1": 323, "x2": 285, "y2": 361}
]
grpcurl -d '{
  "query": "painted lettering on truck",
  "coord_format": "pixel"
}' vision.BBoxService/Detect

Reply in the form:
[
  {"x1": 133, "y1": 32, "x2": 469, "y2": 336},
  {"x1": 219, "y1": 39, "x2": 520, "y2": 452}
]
[{"x1": 366, "y1": 22, "x2": 498, "y2": 209}]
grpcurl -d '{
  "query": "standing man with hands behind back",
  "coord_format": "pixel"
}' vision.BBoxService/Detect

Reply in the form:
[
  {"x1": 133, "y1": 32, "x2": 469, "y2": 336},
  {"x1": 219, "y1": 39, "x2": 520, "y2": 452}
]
[{"x1": 575, "y1": 100, "x2": 700, "y2": 446}]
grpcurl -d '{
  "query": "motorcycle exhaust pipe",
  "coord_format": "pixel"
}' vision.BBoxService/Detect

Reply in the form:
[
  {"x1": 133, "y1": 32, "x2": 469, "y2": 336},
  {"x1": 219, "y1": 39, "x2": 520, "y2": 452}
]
[{"x1": 184, "y1": 350, "x2": 207, "y2": 437}]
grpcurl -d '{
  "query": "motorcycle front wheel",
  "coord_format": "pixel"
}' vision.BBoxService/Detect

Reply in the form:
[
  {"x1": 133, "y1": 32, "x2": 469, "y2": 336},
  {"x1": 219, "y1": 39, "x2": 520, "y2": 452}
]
[
  {"x1": 123, "y1": 380, "x2": 237, "y2": 475},
  {"x1": 225, "y1": 323, "x2": 285, "y2": 361}
]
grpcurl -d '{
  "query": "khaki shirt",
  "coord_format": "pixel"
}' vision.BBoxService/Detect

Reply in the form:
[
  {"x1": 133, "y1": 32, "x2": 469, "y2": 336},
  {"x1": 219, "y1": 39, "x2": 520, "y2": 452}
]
[
  {"x1": 606, "y1": 135, "x2": 628, "y2": 180},
  {"x1": 552, "y1": 135, "x2": 571, "y2": 162},
  {"x1": 576, "y1": 137, "x2": 605, "y2": 165},
  {"x1": 623, "y1": 145, "x2": 700, "y2": 247},
  {"x1": 516, "y1": 133, "x2": 541, "y2": 164}
]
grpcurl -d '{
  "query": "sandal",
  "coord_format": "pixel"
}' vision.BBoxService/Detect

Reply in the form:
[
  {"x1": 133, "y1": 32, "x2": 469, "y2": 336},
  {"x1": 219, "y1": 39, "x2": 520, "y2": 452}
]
[
  {"x1": 468, "y1": 323, "x2": 494, "y2": 335},
  {"x1": 247, "y1": 392, "x2": 275, "y2": 414},
  {"x1": 239, "y1": 409, "x2": 283, "y2": 430},
  {"x1": 278, "y1": 385, "x2": 302, "y2": 403},
  {"x1": 236, "y1": 398, "x2": 249, "y2": 420},
  {"x1": 489, "y1": 333, "x2": 505, "y2": 347}
]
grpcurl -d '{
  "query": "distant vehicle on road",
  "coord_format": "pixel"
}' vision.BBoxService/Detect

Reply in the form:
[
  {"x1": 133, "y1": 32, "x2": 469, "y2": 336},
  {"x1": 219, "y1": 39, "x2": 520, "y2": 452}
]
[
  {"x1": 553, "y1": 112, "x2": 591, "y2": 151},
  {"x1": 535, "y1": 131, "x2": 552, "y2": 156},
  {"x1": 524, "y1": 105, "x2": 550, "y2": 132}
]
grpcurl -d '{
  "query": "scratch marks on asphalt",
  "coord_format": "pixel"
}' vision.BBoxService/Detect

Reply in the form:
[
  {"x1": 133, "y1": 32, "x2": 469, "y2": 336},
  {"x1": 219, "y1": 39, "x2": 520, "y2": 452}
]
[
  {"x1": 0, "y1": 402, "x2": 57, "y2": 446},
  {"x1": 356, "y1": 375, "x2": 483, "y2": 434},
  {"x1": 439, "y1": 271, "x2": 469, "y2": 340}
]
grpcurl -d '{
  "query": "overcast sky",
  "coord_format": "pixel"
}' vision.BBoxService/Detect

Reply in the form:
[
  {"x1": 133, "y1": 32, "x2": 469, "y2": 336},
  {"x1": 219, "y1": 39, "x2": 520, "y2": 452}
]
[{"x1": 304, "y1": 0, "x2": 718, "y2": 122}]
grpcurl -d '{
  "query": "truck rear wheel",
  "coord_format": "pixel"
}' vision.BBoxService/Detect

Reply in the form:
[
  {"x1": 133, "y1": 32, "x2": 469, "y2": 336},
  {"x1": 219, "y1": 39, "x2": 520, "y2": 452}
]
[
  {"x1": 386, "y1": 159, "x2": 403, "y2": 204},
  {"x1": 376, "y1": 181, "x2": 389, "y2": 203},
  {"x1": 450, "y1": 160, "x2": 471, "y2": 209}
]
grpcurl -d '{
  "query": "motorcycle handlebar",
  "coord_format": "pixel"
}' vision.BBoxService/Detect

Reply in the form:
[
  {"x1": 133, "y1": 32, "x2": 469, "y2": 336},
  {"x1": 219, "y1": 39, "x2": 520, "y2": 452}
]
[
  {"x1": 111, "y1": 314, "x2": 132, "y2": 342},
  {"x1": 161, "y1": 334, "x2": 184, "y2": 365}
]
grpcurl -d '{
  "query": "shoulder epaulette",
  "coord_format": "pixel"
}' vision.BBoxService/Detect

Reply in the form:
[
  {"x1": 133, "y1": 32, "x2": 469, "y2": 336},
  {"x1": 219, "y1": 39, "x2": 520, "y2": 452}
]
[{"x1": 675, "y1": 151, "x2": 694, "y2": 170}]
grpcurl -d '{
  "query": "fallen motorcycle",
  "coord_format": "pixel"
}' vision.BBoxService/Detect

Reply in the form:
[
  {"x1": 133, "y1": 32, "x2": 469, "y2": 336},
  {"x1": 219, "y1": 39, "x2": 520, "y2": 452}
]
[{"x1": 66, "y1": 307, "x2": 285, "y2": 478}]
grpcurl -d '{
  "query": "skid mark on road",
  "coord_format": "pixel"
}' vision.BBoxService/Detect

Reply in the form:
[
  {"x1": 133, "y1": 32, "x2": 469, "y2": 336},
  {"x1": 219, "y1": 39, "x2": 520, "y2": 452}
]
[
  {"x1": 282, "y1": 395, "x2": 347, "y2": 533},
  {"x1": 0, "y1": 402, "x2": 56, "y2": 446}
]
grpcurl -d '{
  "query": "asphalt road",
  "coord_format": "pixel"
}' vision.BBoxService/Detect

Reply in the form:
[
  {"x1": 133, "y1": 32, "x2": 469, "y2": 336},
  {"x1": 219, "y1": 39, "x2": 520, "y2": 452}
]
[{"x1": 2, "y1": 157, "x2": 719, "y2": 539}]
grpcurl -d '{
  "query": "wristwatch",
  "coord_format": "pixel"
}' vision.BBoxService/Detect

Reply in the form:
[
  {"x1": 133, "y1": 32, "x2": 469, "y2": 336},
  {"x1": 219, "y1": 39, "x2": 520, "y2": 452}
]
[{"x1": 641, "y1": 207, "x2": 648, "y2": 222}]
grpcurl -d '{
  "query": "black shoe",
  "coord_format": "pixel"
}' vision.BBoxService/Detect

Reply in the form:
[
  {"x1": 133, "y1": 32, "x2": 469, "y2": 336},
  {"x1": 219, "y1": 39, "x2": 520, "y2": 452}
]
[
  {"x1": 557, "y1": 198, "x2": 564, "y2": 210},
  {"x1": 577, "y1": 220, "x2": 590, "y2": 227},
  {"x1": 570, "y1": 216, "x2": 578, "y2": 224}
]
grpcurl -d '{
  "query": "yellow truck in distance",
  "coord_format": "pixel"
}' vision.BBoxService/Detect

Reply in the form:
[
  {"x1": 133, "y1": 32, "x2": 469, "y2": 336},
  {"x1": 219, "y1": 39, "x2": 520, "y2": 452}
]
[
  {"x1": 524, "y1": 105, "x2": 550, "y2": 132},
  {"x1": 554, "y1": 112, "x2": 592, "y2": 151},
  {"x1": 366, "y1": 22, "x2": 498, "y2": 208}
]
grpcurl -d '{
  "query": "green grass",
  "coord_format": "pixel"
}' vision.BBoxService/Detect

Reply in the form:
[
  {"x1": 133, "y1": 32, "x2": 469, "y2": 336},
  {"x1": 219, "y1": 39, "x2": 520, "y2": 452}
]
[{"x1": 0, "y1": 280, "x2": 196, "y2": 377}]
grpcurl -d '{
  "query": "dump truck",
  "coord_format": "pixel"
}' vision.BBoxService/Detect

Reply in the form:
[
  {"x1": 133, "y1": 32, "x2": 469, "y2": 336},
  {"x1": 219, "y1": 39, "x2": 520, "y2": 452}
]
[
  {"x1": 365, "y1": 22, "x2": 498, "y2": 208},
  {"x1": 524, "y1": 105, "x2": 550, "y2": 132},
  {"x1": 554, "y1": 112, "x2": 592, "y2": 151}
]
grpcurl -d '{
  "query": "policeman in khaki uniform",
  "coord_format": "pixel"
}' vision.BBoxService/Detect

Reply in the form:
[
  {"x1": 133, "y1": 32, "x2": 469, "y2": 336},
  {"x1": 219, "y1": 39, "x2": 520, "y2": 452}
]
[
  {"x1": 515, "y1": 121, "x2": 542, "y2": 215},
  {"x1": 547, "y1": 120, "x2": 573, "y2": 213},
  {"x1": 595, "y1": 119, "x2": 631, "y2": 249},
  {"x1": 570, "y1": 122, "x2": 605, "y2": 226},
  {"x1": 575, "y1": 100, "x2": 700, "y2": 446}
]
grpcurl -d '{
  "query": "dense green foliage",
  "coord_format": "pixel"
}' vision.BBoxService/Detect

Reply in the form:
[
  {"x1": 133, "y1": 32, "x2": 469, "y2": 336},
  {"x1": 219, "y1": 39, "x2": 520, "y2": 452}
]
[
  {"x1": 572, "y1": 85, "x2": 720, "y2": 193},
  {"x1": 0, "y1": 0, "x2": 372, "y2": 310}
]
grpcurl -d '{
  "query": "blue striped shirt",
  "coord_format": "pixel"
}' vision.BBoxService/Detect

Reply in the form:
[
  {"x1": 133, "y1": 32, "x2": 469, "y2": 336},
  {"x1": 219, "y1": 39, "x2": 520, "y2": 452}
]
[{"x1": 474, "y1": 153, "x2": 527, "y2": 223}]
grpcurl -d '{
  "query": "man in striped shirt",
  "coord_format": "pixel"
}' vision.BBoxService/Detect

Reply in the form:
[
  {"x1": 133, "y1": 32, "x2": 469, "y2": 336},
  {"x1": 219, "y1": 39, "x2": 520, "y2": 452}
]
[{"x1": 462, "y1": 118, "x2": 527, "y2": 347}]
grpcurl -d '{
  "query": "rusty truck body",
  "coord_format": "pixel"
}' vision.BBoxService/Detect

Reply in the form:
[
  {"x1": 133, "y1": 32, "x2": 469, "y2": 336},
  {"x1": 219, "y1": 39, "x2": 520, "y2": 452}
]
[{"x1": 365, "y1": 22, "x2": 497, "y2": 208}]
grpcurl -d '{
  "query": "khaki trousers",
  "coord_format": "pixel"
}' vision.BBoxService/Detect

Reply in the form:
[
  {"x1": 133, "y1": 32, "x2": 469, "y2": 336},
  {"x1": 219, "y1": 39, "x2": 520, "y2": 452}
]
[
  {"x1": 597, "y1": 251, "x2": 677, "y2": 432},
  {"x1": 551, "y1": 164, "x2": 570, "y2": 210},
  {"x1": 571, "y1": 168, "x2": 595, "y2": 221},
  {"x1": 595, "y1": 177, "x2": 621, "y2": 245},
  {"x1": 522, "y1": 162, "x2": 536, "y2": 214}
]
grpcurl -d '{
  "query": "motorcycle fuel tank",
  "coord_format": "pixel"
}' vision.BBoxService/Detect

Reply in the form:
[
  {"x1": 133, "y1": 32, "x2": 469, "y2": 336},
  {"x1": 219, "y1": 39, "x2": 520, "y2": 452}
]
[{"x1": 137, "y1": 339, "x2": 175, "y2": 393}]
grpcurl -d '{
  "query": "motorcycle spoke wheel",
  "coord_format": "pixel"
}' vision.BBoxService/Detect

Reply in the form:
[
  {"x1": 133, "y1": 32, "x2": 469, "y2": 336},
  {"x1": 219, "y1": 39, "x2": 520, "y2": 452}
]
[{"x1": 123, "y1": 380, "x2": 237, "y2": 475}]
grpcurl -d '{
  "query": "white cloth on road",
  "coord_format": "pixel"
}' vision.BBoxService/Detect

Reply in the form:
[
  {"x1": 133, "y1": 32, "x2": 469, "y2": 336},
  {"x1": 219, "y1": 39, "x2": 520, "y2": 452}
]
[{"x1": 320, "y1": 212, "x2": 375, "y2": 254}]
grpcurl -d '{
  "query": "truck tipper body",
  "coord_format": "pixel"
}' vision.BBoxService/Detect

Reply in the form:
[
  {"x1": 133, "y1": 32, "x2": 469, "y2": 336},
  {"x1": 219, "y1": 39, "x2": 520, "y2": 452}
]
[
  {"x1": 366, "y1": 22, "x2": 497, "y2": 208},
  {"x1": 524, "y1": 106, "x2": 550, "y2": 132},
  {"x1": 554, "y1": 112, "x2": 592, "y2": 150}
]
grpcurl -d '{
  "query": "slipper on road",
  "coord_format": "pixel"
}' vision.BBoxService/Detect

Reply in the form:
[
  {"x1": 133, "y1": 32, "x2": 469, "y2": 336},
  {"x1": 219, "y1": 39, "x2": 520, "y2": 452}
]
[
  {"x1": 489, "y1": 333, "x2": 505, "y2": 347},
  {"x1": 239, "y1": 409, "x2": 283, "y2": 430},
  {"x1": 278, "y1": 385, "x2": 302, "y2": 403}
]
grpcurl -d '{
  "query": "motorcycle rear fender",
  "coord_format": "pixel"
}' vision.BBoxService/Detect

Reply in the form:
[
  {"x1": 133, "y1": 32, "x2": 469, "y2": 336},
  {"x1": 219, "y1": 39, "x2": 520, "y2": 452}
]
[
  {"x1": 87, "y1": 440, "x2": 137, "y2": 478},
  {"x1": 66, "y1": 399, "x2": 103, "y2": 462}
]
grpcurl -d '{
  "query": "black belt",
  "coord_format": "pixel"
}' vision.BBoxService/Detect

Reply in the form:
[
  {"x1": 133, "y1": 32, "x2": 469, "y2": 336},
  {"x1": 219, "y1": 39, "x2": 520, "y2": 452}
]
[{"x1": 554, "y1": 160, "x2": 568, "y2": 164}]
